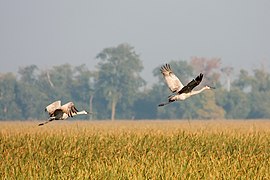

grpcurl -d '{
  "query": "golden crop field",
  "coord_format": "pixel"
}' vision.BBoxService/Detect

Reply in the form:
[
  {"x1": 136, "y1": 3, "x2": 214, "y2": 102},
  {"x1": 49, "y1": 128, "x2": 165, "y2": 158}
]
[{"x1": 1, "y1": 120, "x2": 270, "y2": 179}]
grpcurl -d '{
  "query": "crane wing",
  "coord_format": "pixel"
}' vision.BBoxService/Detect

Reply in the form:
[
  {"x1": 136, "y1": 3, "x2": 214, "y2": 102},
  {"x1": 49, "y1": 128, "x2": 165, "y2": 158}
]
[
  {"x1": 45, "y1": 100, "x2": 61, "y2": 116},
  {"x1": 160, "y1": 64, "x2": 184, "y2": 93},
  {"x1": 61, "y1": 102, "x2": 79, "y2": 117},
  {"x1": 178, "y1": 73, "x2": 203, "y2": 94}
]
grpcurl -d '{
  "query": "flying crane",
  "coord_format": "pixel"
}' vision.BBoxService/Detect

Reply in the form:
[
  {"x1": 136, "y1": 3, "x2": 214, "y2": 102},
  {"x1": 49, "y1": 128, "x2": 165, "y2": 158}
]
[
  {"x1": 158, "y1": 64, "x2": 214, "y2": 106},
  {"x1": 38, "y1": 100, "x2": 90, "y2": 126}
]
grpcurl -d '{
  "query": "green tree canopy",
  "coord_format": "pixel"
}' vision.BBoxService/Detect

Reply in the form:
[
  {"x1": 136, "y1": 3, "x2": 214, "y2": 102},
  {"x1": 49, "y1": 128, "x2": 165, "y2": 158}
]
[
  {"x1": 95, "y1": 43, "x2": 145, "y2": 120},
  {"x1": 1, "y1": 51, "x2": 270, "y2": 120},
  {"x1": 0, "y1": 73, "x2": 21, "y2": 119}
]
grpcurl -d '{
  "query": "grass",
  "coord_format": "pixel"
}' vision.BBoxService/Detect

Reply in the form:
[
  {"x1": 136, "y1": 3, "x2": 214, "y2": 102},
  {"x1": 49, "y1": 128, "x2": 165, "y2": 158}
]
[{"x1": 1, "y1": 120, "x2": 270, "y2": 179}]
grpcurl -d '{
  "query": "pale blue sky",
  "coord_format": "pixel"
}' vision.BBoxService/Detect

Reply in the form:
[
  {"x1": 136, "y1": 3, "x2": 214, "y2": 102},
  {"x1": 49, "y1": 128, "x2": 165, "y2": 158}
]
[{"x1": 0, "y1": 0, "x2": 269, "y2": 83}]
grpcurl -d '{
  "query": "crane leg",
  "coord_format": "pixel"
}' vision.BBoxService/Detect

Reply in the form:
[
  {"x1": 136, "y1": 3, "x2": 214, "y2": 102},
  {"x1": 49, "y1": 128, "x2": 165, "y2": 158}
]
[
  {"x1": 158, "y1": 99, "x2": 175, "y2": 107},
  {"x1": 38, "y1": 117, "x2": 55, "y2": 126}
]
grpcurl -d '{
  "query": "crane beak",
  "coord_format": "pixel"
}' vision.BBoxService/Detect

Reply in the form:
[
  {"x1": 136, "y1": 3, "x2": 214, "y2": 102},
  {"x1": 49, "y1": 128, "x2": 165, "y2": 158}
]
[{"x1": 206, "y1": 85, "x2": 215, "y2": 89}]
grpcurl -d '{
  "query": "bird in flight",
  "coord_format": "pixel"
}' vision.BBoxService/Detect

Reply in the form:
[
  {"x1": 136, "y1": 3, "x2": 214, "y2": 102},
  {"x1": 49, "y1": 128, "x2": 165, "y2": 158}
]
[
  {"x1": 38, "y1": 100, "x2": 90, "y2": 126},
  {"x1": 158, "y1": 64, "x2": 214, "y2": 106}
]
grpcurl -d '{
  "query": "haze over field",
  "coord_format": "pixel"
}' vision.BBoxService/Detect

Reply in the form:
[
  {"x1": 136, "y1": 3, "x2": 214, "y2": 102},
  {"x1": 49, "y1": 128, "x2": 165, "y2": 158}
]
[{"x1": 0, "y1": 0, "x2": 269, "y2": 83}]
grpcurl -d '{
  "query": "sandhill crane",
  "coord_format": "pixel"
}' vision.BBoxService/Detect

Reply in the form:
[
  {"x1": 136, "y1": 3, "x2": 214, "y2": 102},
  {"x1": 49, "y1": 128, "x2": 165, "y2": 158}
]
[
  {"x1": 158, "y1": 64, "x2": 214, "y2": 106},
  {"x1": 38, "y1": 100, "x2": 90, "y2": 126}
]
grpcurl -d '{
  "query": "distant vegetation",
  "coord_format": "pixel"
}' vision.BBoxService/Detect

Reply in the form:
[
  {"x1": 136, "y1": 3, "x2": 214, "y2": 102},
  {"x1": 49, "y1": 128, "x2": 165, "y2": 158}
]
[{"x1": 0, "y1": 43, "x2": 270, "y2": 120}]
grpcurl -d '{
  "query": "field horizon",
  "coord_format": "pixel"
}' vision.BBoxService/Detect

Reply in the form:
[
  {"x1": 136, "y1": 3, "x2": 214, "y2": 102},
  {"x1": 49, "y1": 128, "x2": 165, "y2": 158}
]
[{"x1": 2, "y1": 119, "x2": 270, "y2": 134}]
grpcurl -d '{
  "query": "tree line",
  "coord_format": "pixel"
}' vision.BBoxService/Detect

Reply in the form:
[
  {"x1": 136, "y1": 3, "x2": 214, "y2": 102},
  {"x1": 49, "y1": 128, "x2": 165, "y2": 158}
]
[{"x1": 1, "y1": 43, "x2": 270, "y2": 120}]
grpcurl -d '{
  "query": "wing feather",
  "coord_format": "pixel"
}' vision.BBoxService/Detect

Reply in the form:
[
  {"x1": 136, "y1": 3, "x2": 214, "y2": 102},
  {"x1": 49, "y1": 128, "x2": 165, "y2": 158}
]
[
  {"x1": 160, "y1": 64, "x2": 184, "y2": 93},
  {"x1": 61, "y1": 102, "x2": 78, "y2": 117},
  {"x1": 178, "y1": 73, "x2": 203, "y2": 94},
  {"x1": 45, "y1": 100, "x2": 61, "y2": 116}
]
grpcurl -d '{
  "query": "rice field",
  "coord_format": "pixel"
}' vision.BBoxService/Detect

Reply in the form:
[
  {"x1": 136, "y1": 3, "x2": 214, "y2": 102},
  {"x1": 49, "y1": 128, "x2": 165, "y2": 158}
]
[{"x1": 1, "y1": 120, "x2": 270, "y2": 179}]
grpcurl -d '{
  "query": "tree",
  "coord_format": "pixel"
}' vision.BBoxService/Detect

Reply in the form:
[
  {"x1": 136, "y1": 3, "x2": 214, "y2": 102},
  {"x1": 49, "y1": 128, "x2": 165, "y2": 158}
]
[
  {"x1": 221, "y1": 66, "x2": 234, "y2": 92},
  {"x1": 0, "y1": 73, "x2": 21, "y2": 120},
  {"x1": 248, "y1": 91, "x2": 270, "y2": 118},
  {"x1": 216, "y1": 88, "x2": 250, "y2": 119},
  {"x1": 37, "y1": 64, "x2": 95, "y2": 120},
  {"x1": 232, "y1": 67, "x2": 270, "y2": 118},
  {"x1": 46, "y1": 64, "x2": 74, "y2": 101},
  {"x1": 95, "y1": 43, "x2": 145, "y2": 120},
  {"x1": 196, "y1": 91, "x2": 225, "y2": 119},
  {"x1": 16, "y1": 65, "x2": 48, "y2": 119},
  {"x1": 70, "y1": 64, "x2": 94, "y2": 119},
  {"x1": 18, "y1": 65, "x2": 39, "y2": 85},
  {"x1": 248, "y1": 68, "x2": 270, "y2": 118},
  {"x1": 190, "y1": 56, "x2": 222, "y2": 88},
  {"x1": 233, "y1": 69, "x2": 252, "y2": 92}
]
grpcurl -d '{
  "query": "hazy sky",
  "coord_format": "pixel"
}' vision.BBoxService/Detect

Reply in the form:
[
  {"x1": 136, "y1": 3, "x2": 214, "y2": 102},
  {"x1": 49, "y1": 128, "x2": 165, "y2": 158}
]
[{"x1": 0, "y1": 0, "x2": 269, "y2": 83}]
